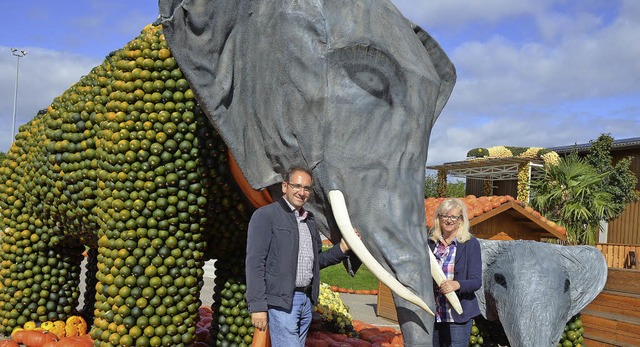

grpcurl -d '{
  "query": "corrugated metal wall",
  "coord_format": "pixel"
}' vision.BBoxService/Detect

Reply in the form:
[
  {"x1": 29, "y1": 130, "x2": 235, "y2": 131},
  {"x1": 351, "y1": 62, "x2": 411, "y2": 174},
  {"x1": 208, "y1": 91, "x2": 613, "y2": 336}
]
[{"x1": 608, "y1": 201, "x2": 640, "y2": 245}]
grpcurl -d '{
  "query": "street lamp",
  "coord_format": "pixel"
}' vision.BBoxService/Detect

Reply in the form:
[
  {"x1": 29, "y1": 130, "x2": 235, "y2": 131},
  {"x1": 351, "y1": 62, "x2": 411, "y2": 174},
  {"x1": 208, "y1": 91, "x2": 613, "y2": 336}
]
[{"x1": 11, "y1": 48, "x2": 27, "y2": 140}]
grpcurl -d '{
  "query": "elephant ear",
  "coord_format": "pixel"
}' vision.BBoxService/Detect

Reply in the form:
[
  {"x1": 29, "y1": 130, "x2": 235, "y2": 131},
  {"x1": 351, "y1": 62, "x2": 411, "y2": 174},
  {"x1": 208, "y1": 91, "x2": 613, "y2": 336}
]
[
  {"x1": 475, "y1": 239, "x2": 509, "y2": 321},
  {"x1": 556, "y1": 245, "x2": 607, "y2": 318},
  {"x1": 411, "y1": 22, "x2": 456, "y2": 127},
  {"x1": 158, "y1": 0, "x2": 290, "y2": 189}
]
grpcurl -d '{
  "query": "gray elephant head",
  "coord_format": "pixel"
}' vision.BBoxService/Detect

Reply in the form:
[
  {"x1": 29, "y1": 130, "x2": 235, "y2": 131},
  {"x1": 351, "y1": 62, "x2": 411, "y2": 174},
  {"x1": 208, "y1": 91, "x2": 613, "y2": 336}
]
[
  {"x1": 477, "y1": 239, "x2": 607, "y2": 347},
  {"x1": 159, "y1": 0, "x2": 455, "y2": 344}
]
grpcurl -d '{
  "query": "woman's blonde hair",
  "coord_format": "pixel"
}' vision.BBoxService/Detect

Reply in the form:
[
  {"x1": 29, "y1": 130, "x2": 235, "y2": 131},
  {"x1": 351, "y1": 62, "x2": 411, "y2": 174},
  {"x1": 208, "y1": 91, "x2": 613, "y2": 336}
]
[{"x1": 429, "y1": 198, "x2": 472, "y2": 243}]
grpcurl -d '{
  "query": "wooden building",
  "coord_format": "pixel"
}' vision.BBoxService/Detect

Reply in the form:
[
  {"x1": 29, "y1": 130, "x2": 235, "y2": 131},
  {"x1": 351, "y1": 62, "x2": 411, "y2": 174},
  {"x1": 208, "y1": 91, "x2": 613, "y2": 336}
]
[
  {"x1": 377, "y1": 197, "x2": 566, "y2": 322},
  {"x1": 428, "y1": 137, "x2": 640, "y2": 245}
]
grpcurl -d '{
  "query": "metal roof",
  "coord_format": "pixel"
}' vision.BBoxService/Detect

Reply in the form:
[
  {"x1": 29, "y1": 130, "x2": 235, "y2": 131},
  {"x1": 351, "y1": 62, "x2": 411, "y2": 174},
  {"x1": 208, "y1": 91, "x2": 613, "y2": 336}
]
[
  {"x1": 549, "y1": 136, "x2": 640, "y2": 154},
  {"x1": 426, "y1": 157, "x2": 545, "y2": 181}
]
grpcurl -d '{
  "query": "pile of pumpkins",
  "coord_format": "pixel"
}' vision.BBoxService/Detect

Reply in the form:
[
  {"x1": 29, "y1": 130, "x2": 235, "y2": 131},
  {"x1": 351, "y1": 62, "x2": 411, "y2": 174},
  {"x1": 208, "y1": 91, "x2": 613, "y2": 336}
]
[{"x1": 1, "y1": 315, "x2": 91, "y2": 347}]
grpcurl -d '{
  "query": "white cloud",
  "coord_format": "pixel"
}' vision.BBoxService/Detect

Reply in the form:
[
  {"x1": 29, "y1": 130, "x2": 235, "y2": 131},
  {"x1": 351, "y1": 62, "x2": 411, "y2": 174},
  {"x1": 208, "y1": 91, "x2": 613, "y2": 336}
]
[
  {"x1": 391, "y1": 0, "x2": 550, "y2": 29},
  {"x1": 0, "y1": 47, "x2": 100, "y2": 152},
  {"x1": 407, "y1": 1, "x2": 640, "y2": 166}
]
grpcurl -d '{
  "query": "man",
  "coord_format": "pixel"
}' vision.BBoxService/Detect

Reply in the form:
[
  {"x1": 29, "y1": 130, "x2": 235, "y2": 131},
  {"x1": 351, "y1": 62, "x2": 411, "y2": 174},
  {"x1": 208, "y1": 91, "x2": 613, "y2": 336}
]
[{"x1": 245, "y1": 166, "x2": 350, "y2": 346}]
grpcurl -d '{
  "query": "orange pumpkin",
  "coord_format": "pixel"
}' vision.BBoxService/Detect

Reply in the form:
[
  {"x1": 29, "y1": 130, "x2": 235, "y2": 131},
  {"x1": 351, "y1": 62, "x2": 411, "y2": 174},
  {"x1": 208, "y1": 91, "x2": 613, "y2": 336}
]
[
  {"x1": 0, "y1": 340, "x2": 20, "y2": 347},
  {"x1": 52, "y1": 335, "x2": 94, "y2": 347},
  {"x1": 10, "y1": 328, "x2": 26, "y2": 343},
  {"x1": 20, "y1": 330, "x2": 58, "y2": 347}
]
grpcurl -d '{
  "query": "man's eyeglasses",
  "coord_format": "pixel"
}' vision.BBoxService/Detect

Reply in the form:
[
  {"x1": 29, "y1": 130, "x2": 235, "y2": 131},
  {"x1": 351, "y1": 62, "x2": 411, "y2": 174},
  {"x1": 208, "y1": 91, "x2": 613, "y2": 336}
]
[
  {"x1": 287, "y1": 182, "x2": 312, "y2": 193},
  {"x1": 439, "y1": 214, "x2": 462, "y2": 222}
]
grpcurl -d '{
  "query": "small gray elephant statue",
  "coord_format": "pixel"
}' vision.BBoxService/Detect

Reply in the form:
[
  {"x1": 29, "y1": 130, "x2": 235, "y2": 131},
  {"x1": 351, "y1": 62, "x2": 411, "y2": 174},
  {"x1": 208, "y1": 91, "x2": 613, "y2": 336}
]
[{"x1": 477, "y1": 239, "x2": 607, "y2": 347}]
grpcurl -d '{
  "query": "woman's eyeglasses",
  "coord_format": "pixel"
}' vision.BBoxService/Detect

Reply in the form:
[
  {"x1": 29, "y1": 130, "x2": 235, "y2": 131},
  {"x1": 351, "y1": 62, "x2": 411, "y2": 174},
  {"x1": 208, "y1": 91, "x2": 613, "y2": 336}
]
[{"x1": 439, "y1": 214, "x2": 462, "y2": 222}]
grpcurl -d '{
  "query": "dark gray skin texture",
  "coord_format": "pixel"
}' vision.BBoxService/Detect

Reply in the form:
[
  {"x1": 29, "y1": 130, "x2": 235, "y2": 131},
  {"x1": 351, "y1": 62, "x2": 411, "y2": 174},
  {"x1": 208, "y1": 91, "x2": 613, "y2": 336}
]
[
  {"x1": 159, "y1": 0, "x2": 456, "y2": 345},
  {"x1": 477, "y1": 240, "x2": 607, "y2": 347}
]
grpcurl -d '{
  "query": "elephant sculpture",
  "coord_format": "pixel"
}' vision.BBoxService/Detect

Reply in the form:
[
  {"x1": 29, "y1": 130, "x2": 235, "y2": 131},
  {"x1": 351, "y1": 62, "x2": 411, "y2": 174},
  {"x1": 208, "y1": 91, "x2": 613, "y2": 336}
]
[
  {"x1": 160, "y1": 0, "x2": 456, "y2": 345},
  {"x1": 477, "y1": 239, "x2": 607, "y2": 347},
  {"x1": 0, "y1": 0, "x2": 454, "y2": 346}
]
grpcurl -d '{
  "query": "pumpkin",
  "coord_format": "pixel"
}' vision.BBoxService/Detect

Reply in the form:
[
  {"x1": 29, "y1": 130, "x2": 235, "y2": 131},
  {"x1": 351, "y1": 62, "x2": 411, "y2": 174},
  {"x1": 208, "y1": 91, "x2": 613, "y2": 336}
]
[
  {"x1": 52, "y1": 335, "x2": 94, "y2": 347},
  {"x1": 10, "y1": 328, "x2": 25, "y2": 343},
  {"x1": 305, "y1": 337, "x2": 330, "y2": 347},
  {"x1": 41, "y1": 321, "x2": 66, "y2": 338},
  {"x1": 23, "y1": 321, "x2": 38, "y2": 330},
  {"x1": 343, "y1": 338, "x2": 372, "y2": 347},
  {"x1": 0, "y1": 340, "x2": 20, "y2": 347},
  {"x1": 20, "y1": 330, "x2": 58, "y2": 347},
  {"x1": 64, "y1": 316, "x2": 87, "y2": 337}
]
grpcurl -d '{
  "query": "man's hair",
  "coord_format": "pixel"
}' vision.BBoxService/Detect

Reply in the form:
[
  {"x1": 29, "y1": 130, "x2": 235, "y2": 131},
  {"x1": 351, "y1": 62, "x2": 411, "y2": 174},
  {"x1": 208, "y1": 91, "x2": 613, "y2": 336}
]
[{"x1": 284, "y1": 165, "x2": 313, "y2": 182}]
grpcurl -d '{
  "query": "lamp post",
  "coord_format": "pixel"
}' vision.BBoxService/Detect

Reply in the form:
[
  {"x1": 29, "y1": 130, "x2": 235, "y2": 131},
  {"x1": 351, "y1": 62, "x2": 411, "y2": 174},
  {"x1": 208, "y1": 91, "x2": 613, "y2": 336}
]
[{"x1": 11, "y1": 48, "x2": 27, "y2": 140}]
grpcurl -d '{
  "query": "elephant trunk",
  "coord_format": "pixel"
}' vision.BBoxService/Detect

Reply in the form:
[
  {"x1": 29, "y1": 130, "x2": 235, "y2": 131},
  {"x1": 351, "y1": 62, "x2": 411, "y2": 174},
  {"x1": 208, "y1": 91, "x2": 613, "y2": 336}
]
[
  {"x1": 328, "y1": 190, "x2": 433, "y2": 315},
  {"x1": 495, "y1": 296, "x2": 569, "y2": 347},
  {"x1": 485, "y1": 252, "x2": 571, "y2": 347},
  {"x1": 315, "y1": 166, "x2": 436, "y2": 346}
]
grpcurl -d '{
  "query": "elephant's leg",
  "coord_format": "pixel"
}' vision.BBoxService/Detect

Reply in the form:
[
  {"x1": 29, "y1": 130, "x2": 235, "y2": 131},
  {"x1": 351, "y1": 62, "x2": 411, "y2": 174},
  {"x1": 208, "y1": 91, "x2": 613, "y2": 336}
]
[
  {"x1": 0, "y1": 224, "x2": 84, "y2": 334},
  {"x1": 91, "y1": 200, "x2": 208, "y2": 347},
  {"x1": 211, "y1": 259, "x2": 251, "y2": 346}
]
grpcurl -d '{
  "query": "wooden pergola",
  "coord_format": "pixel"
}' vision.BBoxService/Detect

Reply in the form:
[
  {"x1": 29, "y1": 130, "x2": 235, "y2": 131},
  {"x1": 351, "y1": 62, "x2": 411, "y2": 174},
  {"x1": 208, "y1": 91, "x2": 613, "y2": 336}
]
[{"x1": 426, "y1": 157, "x2": 546, "y2": 201}]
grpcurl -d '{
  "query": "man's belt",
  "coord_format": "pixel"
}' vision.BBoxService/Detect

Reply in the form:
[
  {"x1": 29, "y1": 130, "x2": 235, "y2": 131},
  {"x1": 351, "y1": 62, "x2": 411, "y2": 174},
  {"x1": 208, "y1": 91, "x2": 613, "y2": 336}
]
[{"x1": 295, "y1": 284, "x2": 311, "y2": 293}]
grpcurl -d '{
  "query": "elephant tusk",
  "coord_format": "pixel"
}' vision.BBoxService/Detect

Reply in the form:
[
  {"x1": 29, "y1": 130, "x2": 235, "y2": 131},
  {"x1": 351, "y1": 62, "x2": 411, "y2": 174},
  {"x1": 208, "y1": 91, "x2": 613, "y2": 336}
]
[
  {"x1": 328, "y1": 190, "x2": 434, "y2": 316},
  {"x1": 428, "y1": 250, "x2": 463, "y2": 315}
]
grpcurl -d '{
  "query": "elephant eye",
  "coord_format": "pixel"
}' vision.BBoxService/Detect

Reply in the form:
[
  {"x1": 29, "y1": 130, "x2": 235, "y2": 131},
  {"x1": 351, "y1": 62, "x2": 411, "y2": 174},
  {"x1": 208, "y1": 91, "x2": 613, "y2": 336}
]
[
  {"x1": 329, "y1": 45, "x2": 405, "y2": 106},
  {"x1": 344, "y1": 63, "x2": 392, "y2": 105},
  {"x1": 494, "y1": 273, "x2": 507, "y2": 289},
  {"x1": 564, "y1": 279, "x2": 570, "y2": 293}
]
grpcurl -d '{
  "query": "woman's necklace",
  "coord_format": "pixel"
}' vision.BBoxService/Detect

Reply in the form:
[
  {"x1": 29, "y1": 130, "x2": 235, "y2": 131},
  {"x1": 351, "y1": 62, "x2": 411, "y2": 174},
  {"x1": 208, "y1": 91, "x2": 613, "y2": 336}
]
[{"x1": 441, "y1": 233, "x2": 456, "y2": 246}]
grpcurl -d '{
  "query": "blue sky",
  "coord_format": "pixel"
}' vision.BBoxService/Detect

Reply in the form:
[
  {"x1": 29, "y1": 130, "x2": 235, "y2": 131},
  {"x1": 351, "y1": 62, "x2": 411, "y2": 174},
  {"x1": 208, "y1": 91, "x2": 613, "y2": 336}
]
[{"x1": 1, "y1": 0, "x2": 639, "y2": 170}]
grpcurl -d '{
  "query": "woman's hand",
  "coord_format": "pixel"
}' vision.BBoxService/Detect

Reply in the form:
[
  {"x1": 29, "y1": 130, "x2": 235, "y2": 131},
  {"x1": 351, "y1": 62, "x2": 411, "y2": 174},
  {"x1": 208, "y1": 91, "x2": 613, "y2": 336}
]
[{"x1": 439, "y1": 279, "x2": 460, "y2": 294}]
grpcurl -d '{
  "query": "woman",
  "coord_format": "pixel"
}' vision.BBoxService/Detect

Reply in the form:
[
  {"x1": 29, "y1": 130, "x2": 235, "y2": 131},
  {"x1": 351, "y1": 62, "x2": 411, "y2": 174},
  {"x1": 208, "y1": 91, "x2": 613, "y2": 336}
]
[{"x1": 428, "y1": 198, "x2": 482, "y2": 347}]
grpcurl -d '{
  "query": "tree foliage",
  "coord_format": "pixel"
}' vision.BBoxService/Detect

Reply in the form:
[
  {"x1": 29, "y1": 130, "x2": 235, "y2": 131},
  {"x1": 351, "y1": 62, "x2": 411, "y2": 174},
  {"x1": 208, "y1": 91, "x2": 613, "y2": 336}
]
[
  {"x1": 424, "y1": 174, "x2": 465, "y2": 198},
  {"x1": 531, "y1": 134, "x2": 638, "y2": 245},
  {"x1": 531, "y1": 153, "x2": 613, "y2": 245},
  {"x1": 584, "y1": 134, "x2": 639, "y2": 217}
]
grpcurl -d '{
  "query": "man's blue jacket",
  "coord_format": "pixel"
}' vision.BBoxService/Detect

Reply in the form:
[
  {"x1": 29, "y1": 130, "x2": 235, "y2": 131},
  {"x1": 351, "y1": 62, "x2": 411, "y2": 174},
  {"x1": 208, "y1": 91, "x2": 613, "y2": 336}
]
[{"x1": 246, "y1": 197, "x2": 348, "y2": 313}]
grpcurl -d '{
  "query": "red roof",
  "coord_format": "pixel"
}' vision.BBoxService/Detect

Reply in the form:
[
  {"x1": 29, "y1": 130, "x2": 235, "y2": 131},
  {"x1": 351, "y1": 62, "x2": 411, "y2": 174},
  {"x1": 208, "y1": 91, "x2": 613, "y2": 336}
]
[{"x1": 424, "y1": 195, "x2": 567, "y2": 240}]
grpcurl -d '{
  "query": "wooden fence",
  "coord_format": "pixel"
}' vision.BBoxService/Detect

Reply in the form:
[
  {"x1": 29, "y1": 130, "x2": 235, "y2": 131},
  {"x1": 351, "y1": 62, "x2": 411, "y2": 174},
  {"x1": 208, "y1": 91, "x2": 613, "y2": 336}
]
[
  {"x1": 595, "y1": 243, "x2": 639, "y2": 269},
  {"x1": 582, "y1": 268, "x2": 640, "y2": 346}
]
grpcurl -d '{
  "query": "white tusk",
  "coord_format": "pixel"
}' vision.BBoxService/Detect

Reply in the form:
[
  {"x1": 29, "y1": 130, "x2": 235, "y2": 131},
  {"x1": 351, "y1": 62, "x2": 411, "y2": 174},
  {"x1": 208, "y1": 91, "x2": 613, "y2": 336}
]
[
  {"x1": 429, "y1": 250, "x2": 463, "y2": 315},
  {"x1": 328, "y1": 190, "x2": 434, "y2": 316}
]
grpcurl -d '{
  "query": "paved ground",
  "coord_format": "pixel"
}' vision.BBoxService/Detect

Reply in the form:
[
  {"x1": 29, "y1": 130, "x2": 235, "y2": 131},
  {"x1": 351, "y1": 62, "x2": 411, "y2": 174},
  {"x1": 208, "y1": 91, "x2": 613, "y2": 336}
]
[{"x1": 336, "y1": 293, "x2": 400, "y2": 328}]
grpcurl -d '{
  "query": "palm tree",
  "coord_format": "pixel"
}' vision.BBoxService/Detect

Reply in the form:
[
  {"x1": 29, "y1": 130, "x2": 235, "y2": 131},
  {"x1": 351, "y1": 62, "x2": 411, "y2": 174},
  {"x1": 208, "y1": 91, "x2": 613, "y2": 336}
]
[{"x1": 531, "y1": 153, "x2": 614, "y2": 245}]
